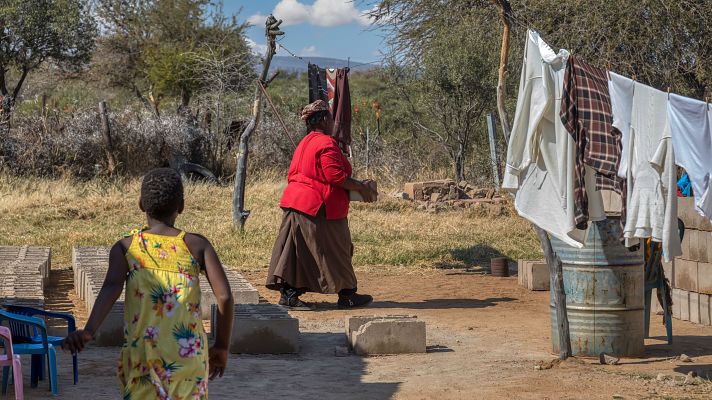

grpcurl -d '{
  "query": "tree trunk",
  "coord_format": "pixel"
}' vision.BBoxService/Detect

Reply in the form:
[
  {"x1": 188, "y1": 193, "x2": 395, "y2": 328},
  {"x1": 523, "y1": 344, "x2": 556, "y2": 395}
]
[
  {"x1": 492, "y1": 0, "x2": 513, "y2": 145},
  {"x1": 232, "y1": 15, "x2": 284, "y2": 229},
  {"x1": 491, "y1": 0, "x2": 571, "y2": 359},
  {"x1": 454, "y1": 143, "x2": 465, "y2": 182}
]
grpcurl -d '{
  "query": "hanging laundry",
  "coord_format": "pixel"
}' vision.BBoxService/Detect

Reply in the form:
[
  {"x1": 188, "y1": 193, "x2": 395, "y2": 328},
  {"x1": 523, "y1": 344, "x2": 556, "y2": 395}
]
[
  {"x1": 608, "y1": 72, "x2": 635, "y2": 179},
  {"x1": 668, "y1": 94, "x2": 712, "y2": 220},
  {"x1": 326, "y1": 68, "x2": 337, "y2": 113},
  {"x1": 677, "y1": 172, "x2": 692, "y2": 197},
  {"x1": 308, "y1": 63, "x2": 328, "y2": 103},
  {"x1": 622, "y1": 83, "x2": 681, "y2": 262},
  {"x1": 331, "y1": 68, "x2": 352, "y2": 154},
  {"x1": 560, "y1": 56, "x2": 625, "y2": 230},
  {"x1": 503, "y1": 30, "x2": 604, "y2": 248}
]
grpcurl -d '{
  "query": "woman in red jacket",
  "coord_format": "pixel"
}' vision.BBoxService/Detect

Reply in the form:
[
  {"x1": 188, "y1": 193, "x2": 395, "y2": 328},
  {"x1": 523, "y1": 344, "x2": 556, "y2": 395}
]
[{"x1": 266, "y1": 100, "x2": 377, "y2": 310}]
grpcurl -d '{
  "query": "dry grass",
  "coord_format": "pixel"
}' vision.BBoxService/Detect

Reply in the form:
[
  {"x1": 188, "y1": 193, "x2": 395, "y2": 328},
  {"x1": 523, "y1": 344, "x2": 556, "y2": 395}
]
[{"x1": 0, "y1": 174, "x2": 542, "y2": 271}]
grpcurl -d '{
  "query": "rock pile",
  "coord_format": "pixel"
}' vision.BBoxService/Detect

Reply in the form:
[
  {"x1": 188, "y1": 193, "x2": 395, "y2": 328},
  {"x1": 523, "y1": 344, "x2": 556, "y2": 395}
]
[{"x1": 399, "y1": 179, "x2": 506, "y2": 213}]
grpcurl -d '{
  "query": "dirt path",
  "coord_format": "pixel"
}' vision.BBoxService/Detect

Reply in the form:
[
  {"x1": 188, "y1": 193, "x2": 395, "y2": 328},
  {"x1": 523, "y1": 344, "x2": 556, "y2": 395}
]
[{"x1": 14, "y1": 268, "x2": 712, "y2": 399}]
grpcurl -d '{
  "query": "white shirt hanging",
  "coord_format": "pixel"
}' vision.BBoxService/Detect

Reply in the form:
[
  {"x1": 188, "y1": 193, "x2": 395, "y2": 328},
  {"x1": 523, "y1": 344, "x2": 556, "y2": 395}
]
[
  {"x1": 503, "y1": 30, "x2": 604, "y2": 248},
  {"x1": 608, "y1": 72, "x2": 635, "y2": 179},
  {"x1": 668, "y1": 94, "x2": 712, "y2": 221}
]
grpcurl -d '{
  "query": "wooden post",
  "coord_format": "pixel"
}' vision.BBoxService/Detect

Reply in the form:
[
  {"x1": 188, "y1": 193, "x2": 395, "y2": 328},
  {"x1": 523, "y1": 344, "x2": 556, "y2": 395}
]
[
  {"x1": 365, "y1": 126, "x2": 370, "y2": 178},
  {"x1": 98, "y1": 101, "x2": 116, "y2": 175},
  {"x1": 232, "y1": 15, "x2": 284, "y2": 229},
  {"x1": 486, "y1": 113, "x2": 500, "y2": 188},
  {"x1": 491, "y1": 0, "x2": 571, "y2": 359},
  {"x1": 492, "y1": 0, "x2": 513, "y2": 145}
]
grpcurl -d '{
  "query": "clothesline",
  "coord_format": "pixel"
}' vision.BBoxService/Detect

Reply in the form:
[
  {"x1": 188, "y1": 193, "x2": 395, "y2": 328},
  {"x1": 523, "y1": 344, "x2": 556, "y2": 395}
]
[{"x1": 276, "y1": 40, "x2": 380, "y2": 69}]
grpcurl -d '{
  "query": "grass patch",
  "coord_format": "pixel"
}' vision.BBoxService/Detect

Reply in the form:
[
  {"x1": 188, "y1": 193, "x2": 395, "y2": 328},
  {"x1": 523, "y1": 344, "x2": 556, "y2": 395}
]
[{"x1": 0, "y1": 174, "x2": 541, "y2": 270}]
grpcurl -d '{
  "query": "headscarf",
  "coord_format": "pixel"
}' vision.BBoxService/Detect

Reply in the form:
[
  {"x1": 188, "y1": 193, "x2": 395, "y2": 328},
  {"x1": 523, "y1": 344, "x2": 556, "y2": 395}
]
[{"x1": 300, "y1": 99, "x2": 329, "y2": 121}]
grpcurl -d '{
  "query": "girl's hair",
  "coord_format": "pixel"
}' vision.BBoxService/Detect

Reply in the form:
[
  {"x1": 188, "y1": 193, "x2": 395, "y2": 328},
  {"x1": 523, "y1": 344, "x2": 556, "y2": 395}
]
[
  {"x1": 305, "y1": 110, "x2": 330, "y2": 129},
  {"x1": 140, "y1": 168, "x2": 184, "y2": 219}
]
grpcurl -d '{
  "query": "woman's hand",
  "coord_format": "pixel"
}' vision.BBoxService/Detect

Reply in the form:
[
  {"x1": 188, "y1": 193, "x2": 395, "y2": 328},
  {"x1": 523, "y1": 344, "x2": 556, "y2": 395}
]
[
  {"x1": 62, "y1": 329, "x2": 93, "y2": 354},
  {"x1": 208, "y1": 346, "x2": 229, "y2": 380},
  {"x1": 359, "y1": 180, "x2": 378, "y2": 203}
]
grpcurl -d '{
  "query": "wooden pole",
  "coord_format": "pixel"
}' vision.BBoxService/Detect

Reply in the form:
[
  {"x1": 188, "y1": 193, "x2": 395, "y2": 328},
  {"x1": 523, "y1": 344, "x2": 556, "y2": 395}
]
[
  {"x1": 492, "y1": 0, "x2": 513, "y2": 145},
  {"x1": 232, "y1": 15, "x2": 284, "y2": 229},
  {"x1": 486, "y1": 113, "x2": 500, "y2": 188},
  {"x1": 491, "y1": 0, "x2": 571, "y2": 359},
  {"x1": 98, "y1": 101, "x2": 116, "y2": 175}
]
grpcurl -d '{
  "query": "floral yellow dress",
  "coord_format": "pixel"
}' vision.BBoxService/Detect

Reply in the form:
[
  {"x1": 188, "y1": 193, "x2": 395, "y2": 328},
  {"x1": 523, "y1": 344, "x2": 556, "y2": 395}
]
[{"x1": 119, "y1": 230, "x2": 208, "y2": 400}]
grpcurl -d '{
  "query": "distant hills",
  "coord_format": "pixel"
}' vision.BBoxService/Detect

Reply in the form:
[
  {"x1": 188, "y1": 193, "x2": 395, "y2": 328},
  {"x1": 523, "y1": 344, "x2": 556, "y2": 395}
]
[{"x1": 257, "y1": 56, "x2": 380, "y2": 74}]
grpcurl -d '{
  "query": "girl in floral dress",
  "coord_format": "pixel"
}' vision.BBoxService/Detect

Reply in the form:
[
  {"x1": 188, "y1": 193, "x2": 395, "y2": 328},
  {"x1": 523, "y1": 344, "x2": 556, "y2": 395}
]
[{"x1": 64, "y1": 168, "x2": 235, "y2": 399}]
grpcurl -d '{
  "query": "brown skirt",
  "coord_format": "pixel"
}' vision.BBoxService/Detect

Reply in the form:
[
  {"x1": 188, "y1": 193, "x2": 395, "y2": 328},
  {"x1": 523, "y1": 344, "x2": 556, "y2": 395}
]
[{"x1": 266, "y1": 208, "x2": 357, "y2": 294}]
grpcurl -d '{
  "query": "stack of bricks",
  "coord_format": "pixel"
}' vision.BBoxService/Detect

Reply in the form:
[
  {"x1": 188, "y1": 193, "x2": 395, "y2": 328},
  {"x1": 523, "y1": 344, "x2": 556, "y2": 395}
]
[
  {"x1": 72, "y1": 246, "x2": 124, "y2": 346},
  {"x1": 0, "y1": 246, "x2": 50, "y2": 308},
  {"x1": 668, "y1": 197, "x2": 712, "y2": 326},
  {"x1": 199, "y1": 269, "x2": 259, "y2": 318}
]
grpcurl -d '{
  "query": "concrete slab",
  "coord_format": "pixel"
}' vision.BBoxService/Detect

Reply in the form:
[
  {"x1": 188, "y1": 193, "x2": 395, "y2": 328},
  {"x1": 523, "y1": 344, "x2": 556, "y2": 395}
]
[
  {"x1": 674, "y1": 259, "x2": 698, "y2": 292},
  {"x1": 673, "y1": 289, "x2": 681, "y2": 319},
  {"x1": 698, "y1": 262, "x2": 712, "y2": 295},
  {"x1": 223, "y1": 304, "x2": 299, "y2": 354},
  {"x1": 347, "y1": 315, "x2": 426, "y2": 355},
  {"x1": 0, "y1": 246, "x2": 50, "y2": 307}
]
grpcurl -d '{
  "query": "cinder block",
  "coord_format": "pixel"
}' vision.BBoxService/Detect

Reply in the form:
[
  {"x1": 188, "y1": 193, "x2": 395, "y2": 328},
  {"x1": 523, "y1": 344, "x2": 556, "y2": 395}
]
[
  {"x1": 675, "y1": 259, "x2": 698, "y2": 292},
  {"x1": 681, "y1": 232, "x2": 691, "y2": 259},
  {"x1": 679, "y1": 197, "x2": 699, "y2": 230},
  {"x1": 701, "y1": 294, "x2": 712, "y2": 326},
  {"x1": 690, "y1": 292, "x2": 701, "y2": 324},
  {"x1": 93, "y1": 303, "x2": 125, "y2": 347},
  {"x1": 673, "y1": 289, "x2": 681, "y2": 319},
  {"x1": 680, "y1": 290, "x2": 690, "y2": 321},
  {"x1": 698, "y1": 262, "x2": 712, "y2": 295},
  {"x1": 662, "y1": 259, "x2": 674, "y2": 286},
  {"x1": 705, "y1": 232, "x2": 712, "y2": 264},
  {"x1": 200, "y1": 268, "x2": 259, "y2": 319},
  {"x1": 226, "y1": 304, "x2": 299, "y2": 354},
  {"x1": 689, "y1": 230, "x2": 702, "y2": 262},
  {"x1": 347, "y1": 315, "x2": 426, "y2": 355},
  {"x1": 522, "y1": 260, "x2": 549, "y2": 291}
]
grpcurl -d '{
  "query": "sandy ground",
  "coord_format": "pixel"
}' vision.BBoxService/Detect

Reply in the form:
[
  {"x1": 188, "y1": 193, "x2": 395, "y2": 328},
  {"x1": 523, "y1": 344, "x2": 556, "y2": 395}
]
[{"x1": 9, "y1": 267, "x2": 712, "y2": 399}]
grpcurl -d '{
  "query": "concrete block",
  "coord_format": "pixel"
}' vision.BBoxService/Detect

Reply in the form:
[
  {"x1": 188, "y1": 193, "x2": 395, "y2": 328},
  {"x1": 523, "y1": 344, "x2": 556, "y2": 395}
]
[
  {"x1": 93, "y1": 303, "x2": 125, "y2": 347},
  {"x1": 689, "y1": 230, "x2": 702, "y2": 262},
  {"x1": 226, "y1": 304, "x2": 299, "y2": 354},
  {"x1": 347, "y1": 315, "x2": 426, "y2": 355},
  {"x1": 663, "y1": 259, "x2": 674, "y2": 287},
  {"x1": 680, "y1": 290, "x2": 690, "y2": 321},
  {"x1": 698, "y1": 262, "x2": 712, "y2": 295},
  {"x1": 681, "y1": 232, "x2": 691, "y2": 259},
  {"x1": 701, "y1": 294, "x2": 712, "y2": 326},
  {"x1": 690, "y1": 292, "x2": 701, "y2": 324},
  {"x1": 675, "y1": 259, "x2": 698, "y2": 292},
  {"x1": 403, "y1": 182, "x2": 424, "y2": 201},
  {"x1": 199, "y1": 268, "x2": 259, "y2": 319},
  {"x1": 679, "y1": 197, "x2": 699, "y2": 230},
  {"x1": 673, "y1": 289, "x2": 681, "y2": 319},
  {"x1": 705, "y1": 232, "x2": 712, "y2": 264},
  {"x1": 518, "y1": 260, "x2": 549, "y2": 291}
]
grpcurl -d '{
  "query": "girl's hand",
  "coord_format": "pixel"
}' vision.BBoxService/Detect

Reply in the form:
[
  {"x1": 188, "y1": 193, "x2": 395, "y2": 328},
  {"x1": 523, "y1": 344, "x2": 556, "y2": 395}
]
[
  {"x1": 62, "y1": 329, "x2": 93, "y2": 354},
  {"x1": 208, "y1": 346, "x2": 228, "y2": 380}
]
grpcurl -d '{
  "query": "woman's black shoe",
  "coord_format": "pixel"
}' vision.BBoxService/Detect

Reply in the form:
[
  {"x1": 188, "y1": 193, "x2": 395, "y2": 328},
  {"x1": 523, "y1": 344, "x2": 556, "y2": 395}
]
[
  {"x1": 279, "y1": 288, "x2": 315, "y2": 311},
  {"x1": 337, "y1": 293, "x2": 373, "y2": 309}
]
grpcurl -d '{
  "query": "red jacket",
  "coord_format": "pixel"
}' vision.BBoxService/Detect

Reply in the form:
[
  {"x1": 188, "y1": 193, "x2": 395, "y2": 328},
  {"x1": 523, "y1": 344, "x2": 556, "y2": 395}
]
[{"x1": 280, "y1": 131, "x2": 352, "y2": 220}]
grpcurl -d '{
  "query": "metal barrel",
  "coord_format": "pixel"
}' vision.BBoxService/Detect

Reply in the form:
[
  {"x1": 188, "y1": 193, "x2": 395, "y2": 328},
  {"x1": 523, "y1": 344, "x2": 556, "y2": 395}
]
[{"x1": 549, "y1": 218, "x2": 645, "y2": 357}]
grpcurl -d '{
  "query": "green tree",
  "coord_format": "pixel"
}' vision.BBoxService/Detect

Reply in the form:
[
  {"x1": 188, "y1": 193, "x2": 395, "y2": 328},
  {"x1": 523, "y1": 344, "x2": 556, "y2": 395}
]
[
  {"x1": 95, "y1": 0, "x2": 253, "y2": 115},
  {"x1": 0, "y1": 0, "x2": 96, "y2": 119}
]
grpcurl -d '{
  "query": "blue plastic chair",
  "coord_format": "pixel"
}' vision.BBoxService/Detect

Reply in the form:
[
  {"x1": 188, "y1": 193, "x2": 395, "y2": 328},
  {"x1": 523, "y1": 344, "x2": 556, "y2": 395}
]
[
  {"x1": 5, "y1": 305, "x2": 78, "y2": 385},
  {"x1": 0, "y1": 309, "x2": 58, "y2": 395}
]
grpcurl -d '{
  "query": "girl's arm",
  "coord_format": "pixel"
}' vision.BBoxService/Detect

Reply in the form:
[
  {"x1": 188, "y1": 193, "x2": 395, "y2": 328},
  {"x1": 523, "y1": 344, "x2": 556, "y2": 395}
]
[
  {"x1": 202, "y1": 239, "x2": 234, "y2": 380},
  {"x1": 62, "y1": 240, "x2": 128, "y2": 353}
]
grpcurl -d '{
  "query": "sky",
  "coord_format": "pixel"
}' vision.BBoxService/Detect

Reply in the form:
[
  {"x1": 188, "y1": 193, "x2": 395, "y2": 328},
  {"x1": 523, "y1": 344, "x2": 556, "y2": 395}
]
[{"x1": 221, "y1": 0, "x2": 385, "y2": 62}]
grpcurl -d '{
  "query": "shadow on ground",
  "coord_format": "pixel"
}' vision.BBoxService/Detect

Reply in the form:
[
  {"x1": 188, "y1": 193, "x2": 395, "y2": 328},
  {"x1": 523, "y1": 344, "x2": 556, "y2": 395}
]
[
  {"x1": 647, "y1": 335, "x2": 712, "y2": 358},
  {"x1": 307, "y1": 297, "x2": 516, "y2": 312}
]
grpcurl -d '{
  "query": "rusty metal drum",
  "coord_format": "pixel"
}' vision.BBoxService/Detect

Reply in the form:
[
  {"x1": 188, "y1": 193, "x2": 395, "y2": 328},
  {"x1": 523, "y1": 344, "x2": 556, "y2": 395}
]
[{"x1": 549, "y1": 218, "x2": 645, "y2": 357}]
